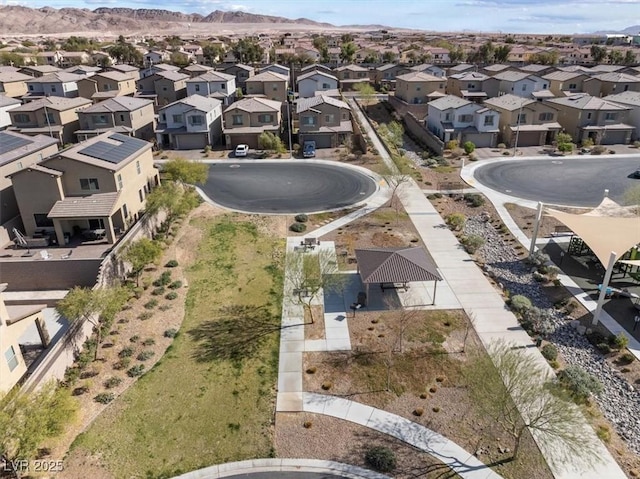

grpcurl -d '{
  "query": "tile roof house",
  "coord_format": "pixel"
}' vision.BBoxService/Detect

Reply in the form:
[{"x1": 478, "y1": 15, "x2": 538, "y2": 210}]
[
  {"x1": 77, "y1": 71, "x2": 137, "y2": 102},
  {"x1": 0, "y1": 95, "x2": 21, "y2": 130},
  {"x1": 140, "y1": 63, "x2": 180, "y2": 79},
  {"x1": 0, "y1": 71, "x2": 33, "y2": 98},
  {"x1": 372, "y1": 63, "x2": 411, "y2": 89},
  {"x1": 492, "y1": 71, "x2": 549, "y2": 98},
  {"x1": 156, "y1": 95, "x2": 223, "y2": 150},
  {"x1": 222, "y1": 97, "x2": 281, "y2": 149},
  {"x1": 8, "y1": 132, "x2": 160, "y2": 246},
  {"x1": 447, "y1": 63, "x2": 475, "y2": 76},
  {"x1": 583, "y1": 72, "x2": 640, "y2": 98},
  {"x1": 334, "y1": 64, "x2": 371, "y2": 91},
  {"x1": 136, "y1": 70, "x2": 189, "y2": 107},
  {"x1": 108, "y1": 64, "x2": 141, "y2": 82},
  {"x1": 18, "y1": 65, "x2": 62, "y2": 78},
  {"x1": 181, "y1": 64, "x2": 214, "y2": 78},
  {"x1": 546, "y1": 93, "x2": 634, "y2": 145},
  {"x1": 76, "y1": 97, "x2": 156, "y2": 141},
  {"x1": 446, "y1": 72, "x2": 493, "y2": 101},
  {"x1": 185, "y1": 71, "x2": 237, "y2": 106},
  {"x1": 9, "y1": 97, "x2": 92, "y2": 145},
  {"x1": 483, "y1": 94, "x2": 561, "y2": 147},
  {"x1": 245, "y1": 71, "x2": 290, "y2": 103},
  {"x1": 427, "y1": 95, "x2": 500, "y2": 148},
  {"x1": 297, "y1": 70, "x2": 339, "y2": 98},
  {"x1": 24, "y1": 72, "x2": 83, "y2": 101},
  {"x1": 221, "y1": 63, "x2": 255, "y2": 93},
  {"x1": 410, "y1": 63, "x2": 447, "y2": 78},
  {"x1": 602, "y1": 90, "x2": 640, "y2": 141},
  {"x1": 0, "y1": 131, "x2": 59, "y2": 223},
  {"x1": 63, "y1": 65, "x2": 101, "y2": 77},
  {"x1": 542, "y1": 71, "x2": 590, "y2": 96},
  {"x1": 395, "y1": 71, "x2": 446, "y2": 104},
  {"x1": 260, "y1": 64, "x2": 290, "y2": 77},
  {"x1": 296, "y1": 95, "x2": 353, "y2": 149}
]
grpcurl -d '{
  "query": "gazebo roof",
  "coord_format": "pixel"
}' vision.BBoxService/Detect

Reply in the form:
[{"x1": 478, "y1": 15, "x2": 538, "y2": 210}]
[{"x1": 355, "y1": 247, "x2": 441, "y2": 284}]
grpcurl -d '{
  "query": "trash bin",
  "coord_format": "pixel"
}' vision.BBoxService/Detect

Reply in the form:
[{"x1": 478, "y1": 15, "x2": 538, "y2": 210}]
[{"x1": 64, "y1": 232, "x2": 71, "y2": 244}]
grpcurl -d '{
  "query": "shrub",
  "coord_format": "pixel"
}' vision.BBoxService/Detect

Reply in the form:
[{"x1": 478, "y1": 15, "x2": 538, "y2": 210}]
[
  {"x1": 303, "y1": 421, "x2": 313, "y2": 428},
  {"x1": 596, "y1": 342, "x2": 612, "y2": 354},
  {"x1": 294, "y1": 214, "x2": 308, "y2": 223},
  {"x1": 463, "y1": 141, "x2": 476, "y2": 154},
  {"x1": 528, "y1": 250, "x2": 550, "y2": 268},
  {"x1": 581, "y1": 138, "x2": 594, "y2": 148},
  {"x1": 591, "y1": 145, "x2": 606, "y2": 155},
  {"x1": 165, "y1": 260, "x2": 179, "y2": 268},
  {"x1": 132, "y1": 287, "x2": 144, "y2": 299},
  {"x1": 502, "y1": 151, "x2": 511, "y2": 156},
  {"x1": 159, "y1": 304, "x2": 172, "y2": 311},
  {"x1": 129, "y1": 335, "x2": 140, "y2": 343},
  {"x1": 289, "y1": 222, "x2": 307, "y2": 233},
  {"x1": 144, "y1": 299, "x2": 158, "y2": 310},
  {"x1": 113, "y1": 358, "x2": 131, "y2": 370},
  {"x1": 619, "y1": 352, "x2": 635, "y2": 365},
  {"x1": 586, "y1": 330, "x2": 606, "y2": 346},
  {"x1": 164, "y1": 328, "x2": 178, "y2": 338},
  {"x1": 127, "y1": 364, "x2": 145, "y2": 377},
  {"x1": 151, "y1": 287, "x2": 165, "y2": 296},
  {"x1": 611, "y1": 332, "x2": 629, "y2": 350},
  {"x1": 445, "y1": 139, "x2": 459, "y2": 151},
  {"x1": 137, "y1": 350, "x2": 155, "y2": 361},
  {"x1": 138, "y1": 311, "x2": 153, "y2": 321},
  {"x1": 510, "y1": 294, "x2": 532, "y2": 313},
  {"x1": 497, "y1": 143, "x2": 506, "y2": 149},
  {"x1": 118, "y1": 347, "x2": 134, "y2": 359},
  {"x1": 142, "y1": 277, "x2": 153, "y2": 290},
  {"x1": 558, "y1": 366, "x2": 603, "y2": 403},
  {"x1": 321, "y1": 381, "x2": 332, "y2": 390},
  {"x1": 413, "y1": 407, "x2": 424, "y2": 416},
  {"x1": 142, "y1": 338, "x2": 156, "y2": 346},
  {"x1": 541, "y1": 343, "x2": 558, "y2": 361},
  {"x1": 445, "y1": 213, "x2": 466, "y2": 231},
  {"x1": 165, "y1": 292, "x2": 178, "y2": 300},
  {"x1": 169, "y1": 280, "x2": 183, "y2": 289},
  {"x1": 104, "y1": 377, "x2": 122, "y2": 389},
  {"x1": 464, "y1": 194, "x2": 485, "y2": 207},
  {"x1": 153, "y1": 271, "x2": 172, "y2": 287},
  {"x1": 634, "y1": 140, "x2": 640, "y2": 148},
  {"x1": 596, "y1": 425, "x2": 611, "y2": 443},
  {"x1": 305, "y1": 367, "x2": 317, "y2": 374},
  {"x1": 365, "y1": 446, "x2": 397, "y2": 473},
  {"x1": 460, "y1": 234, "x2": 485, "y2": 254},
  {"x1": 94, "y1": 393, "x2": 115, "y2": 404}
]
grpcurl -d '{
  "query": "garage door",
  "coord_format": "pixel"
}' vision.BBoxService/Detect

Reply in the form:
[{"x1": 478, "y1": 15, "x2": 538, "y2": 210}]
[
  {"x1": 463, "y1": 132, "x2": 495, "y2": 148},
  {"x1": 601, "y1": 130, "x2": 628, "y2": 145},
  {"x1": 301, "y1": 134, "x2": 332, "y2": 149},
  {"x1": 514, "y1": 131, "x2": 541, "y2": 147},
  {"x1": 226, "y1": 133, "x2": 259, "y2": 149},
  {"x1": 175, "y1": 133, "x2": 207, "y2": 150}
]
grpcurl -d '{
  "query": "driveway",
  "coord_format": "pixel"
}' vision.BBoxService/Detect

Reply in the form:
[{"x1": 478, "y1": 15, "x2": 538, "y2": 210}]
[
  {"x1": 472, "y1": 155, "x2": 640, "y2": 206},
  {"x1": 198, "y1": 161, "x2": 378, "y2": 214}
]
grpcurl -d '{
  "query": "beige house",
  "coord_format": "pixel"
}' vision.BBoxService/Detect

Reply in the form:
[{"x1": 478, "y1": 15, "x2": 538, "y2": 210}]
[
  {"x1": 223, "y1": 97, "x2": 281, "y2": 149},
  {"x1": 222, "y1": 63, "x2": 255, "y2": 92},
  {"x1": 108, "y1": 64, "x2": 141, "y2": 82},
  {"x1": 0, "y1": 283, "x2": 49, "y2": 393},
  {"x1": 334, "y1": 64, "x2": 371, "y2": 91},
  {"x1": 9, "y1": 97, "x2": 92, "y2": 145},
  {"x1": 483, "y1": 94, "x2": 562, "y2": 147},
  {"x1": 395, "y1": 71, "x2": 446, "y2": 104},
  {"x1": 546, "y1": 93, "x2": 634, "y2": 145},
  {"x1": 296, "y1": 95, "x2": 352, "y2": 149},
  {"x1": 446, "y1": 72, "x2": 492, "y2": 102},
  {"x1": 136, "y1": 70, "x2": 189, "y2": 107},
  {"x1": 245, "y1": 71, "x2": 289, "y2": 103},
  {"x1": 9, "y1": 132, "x2": 160, "y2": 246},
  {"x1": 77, "y1": 71, "x2": 137, "y2": 102},
  {"x1": 19, "y1": 65, "x2": 61, "y2": 78},
  {"x1": 583, "y1": 72, "x2": 640, "y2": 98},
  {"x1": 542, "y1": 71, "x2": 590, "y2": 96},
  {"x1": 0, "y1": 131, "x2": 59, "y2": 224},
  {"x1": 0, "y1": 71, "x2": 31, "y2": 98},
  {"x1": 76, "y1": 97, "x2": 156, "y2": 141}
]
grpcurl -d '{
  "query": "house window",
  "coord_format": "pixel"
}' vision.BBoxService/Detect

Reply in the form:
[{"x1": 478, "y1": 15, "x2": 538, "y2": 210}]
[
  {"x1": 538, "y1": 112, "x2": 553, "y2": 122},
  {"x1": 416, "y1": 87, "x2": 421, "y2": 91},
  {"x1": 28, "y1": 85, "x2": 34, "y2": 91},
  {"x1": 272, "y1": 83, "x2": 278, "y2": 91},
  {"x1": 325, "y1": 114, "x2": 335, "y2": 123},
  {"x1": 103, "y1": 83, "x2": 111, "y2": 91},
  {"x1": 122, "y1": 204, "x2": 129, "y2": 218},
  {"x1": 521, "y1": 84, "x2": 527, "y2": 91},
  {"x1": 14, "y1": 114, "x2": 29, "y2": 124},
  {"x1": 189, "y1": 115, "x2": 204, "y2": 126},
  {"x1": 172, "y1": 114, "x2": 183, "y2": 123},
  {"x1": 33, "y1": 213, "x2": 54, "y2": 228},
  {"x1": 88, "y1": 218, "x2": 105, "y2": 229},
  {"x1": 136, "y1": 160, "x2": 141, "y2": 175},
  {"x1": 517, "y1": 113, "x2": 527, "y2": 124},
  {"x1": 587, "y1": 112, "x2": 592, "y2": 119},
  {"x1": 94, "y1": 114, "x2": 108, "y2": 125},
  {"x1": 484, "y1": 116, "x2": 494, "y2": 126},
  {"x1": 139, "y1": 189, "x2": 144, "y2": 202},
  {"x1": 44, "y1": 112, "x2": 56, "y2": 125},
  {"x1": 80, "y1": 178, "x2": 99, "y2": 191},
  {"x1": 568, "y1": 83, "x2": 577, "y2": 90},
  {"x1": 322, "y1": 83, "x2": 330, "y2": 89},
  {"x1": 119, "y1": 114, "x2": 125, "y2": 122},
  {"x1": 220, "y1": 83, "x2": 226, "y2": 89},
  {"x1": 50, "y1": 85, "x2": 57, "y2": 92},
  {"x1": 439, "y1": 83, "x2": 444, "y2": 89},
  {"x1": 117, "y1": 174, "x2": 123, "y2": 190},
  {"x1": 163, "y1": 87, "x2": 167, "y2": 91},
  {"x1": 302, "y1": 116, "x2": 317, "y2": 126},
  {"x1": 624, "y1": 85, "x2": 629, "y2": 92},
  {"x1": 160, "y1": 113, "x2": 166, "y2": 122},
  {"x1": 258, "y1": 114, "x2": 273, "y2": 123},
  {"x1": 458, "y1": 114, "x2": 473, "y2": 123},
  {"x1": 5, "y1": 346, "x2": 19, "y2": 372},
  {"x1": 605, "y1": 112, "x2": 617, "y2": 121},
  {"x1": 232, "y1": 114, "x2": 243, "y2": 125},
  {"x1": 444, "y1": 113, "x2": 452, "y2": 121},
  {"x1": 195, "y1": 84, "x2": 200, "y2": 92}
]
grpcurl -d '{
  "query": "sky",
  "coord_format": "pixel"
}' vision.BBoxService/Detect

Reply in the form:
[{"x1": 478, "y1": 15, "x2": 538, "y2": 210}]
[{"x1": 16, "y1": 0, "x2": 640, "y2": 34}]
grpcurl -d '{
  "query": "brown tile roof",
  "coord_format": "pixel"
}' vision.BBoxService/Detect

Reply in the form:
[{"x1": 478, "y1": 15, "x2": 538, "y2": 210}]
[
  {"x1": 48, "y1": 191, "x2": 120, "y2": 218},
  {"x1": 355, "y1": 247, "x2": 441, "y2": 284}
]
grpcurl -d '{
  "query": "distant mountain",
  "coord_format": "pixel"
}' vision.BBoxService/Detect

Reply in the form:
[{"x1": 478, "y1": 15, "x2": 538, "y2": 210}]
[
  {"x1": 0, "y1": 6, "x2": 335, "y2": 35},
  {"x1": 592, "y1": 25, "x2": 640, "y2": 35}
]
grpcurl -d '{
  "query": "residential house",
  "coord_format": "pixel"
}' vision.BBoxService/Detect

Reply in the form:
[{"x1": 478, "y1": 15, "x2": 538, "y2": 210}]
[
  {"x1": 583, "y1": 73, "x2": 640, "y2": 98},
  {"x1": 295, "y1": 63, "x2": 333, "y2": 85},
  {"x1": 185, "y1": 71, "x2": 236, "y2": 106},
  {"x1": 24, "y1": 72, "x2": 83, "y2": 101},
  {"x1": 334, "y1": 64, "x2": 371, "y2": 91},
  {"x1": 36, "y1": 51, "x2": 63, "y2": 67},
  {"x1": 59, "y1": 51, "x2": 92, "y2": 67},
  {"x1": 372, "y1": 64, "x2": 410, "y2": 89},
  {"x1": 181, "y1": 64, "x2": 214, "y2": 78},
  {"x1": 222, "y1": 63, "x2": 255, "y2": 93},
  {"x1": 9, "y1": 97, "x2": 92, "y2": 145},
  {"x1": 222, "y1": 97, "x2": 281, "y2": 149},
  {"x1": 0, "y1": 71, "x2": 31, "y2": 98},
  {"x1": 108, "y1": 64, "x2": 141, "y2": 82},
  {"x1": 246, "y1": 71, "x2": 289, "y2": 103},
  {"x1": 518, "y1": 64, "x2": 557, "y2": 77},
  {"x1": 484, "y1": 94, "x2": 561, "y2": 147},
  {"x1": 0, "y1": 131, "x2": 59, "y2": 223},
  {"x1": 156, "y1": 95, "x2": 223, "y2": 149},
  {"x1": 0, "y1": 283, "x2": 49, "y2": 392},
  {"x1": 480, "y1": 64, "x2": 513, "y2": 76},
  {"x1": 8, "y1": 132, "x2": 160, "y2": 246},
  {"x1": 77, "y1": 71, "x2": 137, "y2": 102},
  {"x1": 589, "y1": 65, "x2": 626, "y2": 74},
  {"x1": 63, "y1": 65, "x2": 100, "y2": 77},
  {"x1": 144, "y1": 50, "x2": 171, "y2": 66},
  {"x1": 140, "y1": 63, "x2": 180, "y2": 79},
  {"x1": 426, "y1": 95, "x2": 500, "y2": 147},
  {"x1": 295, "y1": 46, "x2": 321, "y2": 62},
  {"x1": 447, "y1": 63, "x2": 475, "y2": 76},
  {"x1": 297, "y1": 70, "x2": 339, "y2": 98},
  {"x1": 136, "y1": 70, "x2": 189, "y2": 107},
  {"x1": 542, "y1": 71, "x2": 590, "y2": 96},
  {"x1": 492, "y1": 71, "x2": 549, "y2": 98},
  {"x1": 0, "y1": 96, "x2": 21, "y2": 130},
  {"x1": 446, "y1": 72, "x2": 494, "y2": 101},
  {"x1": 410, "y1": 63, "x2": 447, "y2": 78},
  {"x1": 559, "y1": 48, "x2": 593, "y2": 65},
  {"x1": 395, "y1": 72, "x2": 446, "y2": 104},
  {"x1": 260, "y1": 64, "x2": 290, "y2": 78},
  {"x1": 603, "y1": 91, "x2": 640, "y2": 141},
  {"x1": 91, "y1": 51, "x2": 114, "y2": 68},
  {"x1": 19, "y1": 65, "x2": 61, "y2": 78},
  {"x1": 546, "y1": 93, "x2": 634, "y2": 145},
  {"x1": 296, "y1": 95, "x2": 352, "y2": 148},
  {"x1": 76, "y1": 97, "x2": 156, "y2": 141}
]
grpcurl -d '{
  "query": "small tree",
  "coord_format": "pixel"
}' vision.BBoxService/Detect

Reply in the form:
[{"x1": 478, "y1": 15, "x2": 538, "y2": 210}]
[
  {"x1": 463, "y1": 141, "x2": 475, "y2": 154},
  {"x1": 383, "y1": 174, "x2": 410, "y2": 224},
  {"x1": 258, "y1": 131, "x2": 286, "y2": 153},
  {"x1": 145, "y1": 182, "x2": 200, "y2": 229},
  {"x1": 162, "y1": 157, "x2": 208, "y2": 184},
  {"x1": 354, "y1": 82, "x2": 376, "y2": 106},
  {"x1": 123, "y1": 238, "x2": 163, "y2": 286},
  {"x1": 445, "y1": 213, "x2": 466, "y2": 231}
]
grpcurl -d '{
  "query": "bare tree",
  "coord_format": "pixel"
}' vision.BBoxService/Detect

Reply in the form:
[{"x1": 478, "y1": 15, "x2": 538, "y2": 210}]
[{"x1": 383, "y1": 173, "x2": 411, "y2": 224}]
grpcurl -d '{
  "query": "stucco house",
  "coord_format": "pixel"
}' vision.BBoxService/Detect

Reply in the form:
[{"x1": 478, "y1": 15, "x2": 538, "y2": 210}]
[
  {"x1": 245, "y1": 71, "x2": 289, "y2": 103},
  {"x1": 410, "y1": 63, "x2": 447, "y2": 78},
  {"x1": 0, "y1": 71, "x2": 31, "y2": 98},
  {"x1": 8, "y1": 132, "x2": 160, "y2": 246},
  {"x1": 77, "y1": 71, "x2": 137, "y2": 102},
  {"x1": 334, "y1": 64, "x2": 371, "y2": 91},
  {"x1": 0, "y1": 95, "x2": 21, "y2": 130},
  {"x1": 223, "y1": 97, "x2": 281, "y2": 149},
  {"x1": 583, "y1": 72, "x2": 640, "y2": 98},
  {"x1": 156, "y1": 95, "x2": 223, "y2": 150},
  {"x1": 136, "y1": 70, "x2": 189, "y2": 107},
  {"x1": 427, "y1": 95, "x2": 500, "y2": 148},
  {"x1": 221, "y1": 63, "x2": 255, "y2": 93},
  {"x1": 605, "y1": 90, "x2": 640, "y2": 140},
  {"x1": 76, "y1": 97, "x2": 156, "y2": 141},
  {"x1": 185, "y1": 71, "x2": 236, "y2": 106},
  {"x1": 446, "y1": 72, "x2": 492, "y2": 102},
  {"x1": 108, "y1": 64, "x2": 141, "y2": 82},
  {"x1": 181, "y1": 64, "x2": 214, "y2": 78},
  {"x1": 395, "y1": 72, "x2": 446, "y2": 104},
  {"x1": 372, "y1": 64, "x2": 410, "y2": 89},
  {"x1": 297, "y1": 70, "x2": 339, "y2": 98},
  {"x1": 542, "y1": 71, "x2": 590, "y2": 96},
  {"x1": 296, "y1": 95, "x2": 352, "y2": 149},
  {"x1": 19, "y1": 65, "x2": 61, "y2": 78},
  {"x1": 492, "y1": 71, "x2": 549, "y2": 98},
  {"x1": 24, "y1": 72, "x2": 83, "y2": 101},
  {"x1": 260, "y1": 64, "x2": 290, "y2": 77}
]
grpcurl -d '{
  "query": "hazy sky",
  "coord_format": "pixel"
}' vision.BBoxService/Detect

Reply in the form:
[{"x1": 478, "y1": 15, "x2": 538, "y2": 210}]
[{"x1": 19, "y1": 0, "x2": 640, "y2": 34}]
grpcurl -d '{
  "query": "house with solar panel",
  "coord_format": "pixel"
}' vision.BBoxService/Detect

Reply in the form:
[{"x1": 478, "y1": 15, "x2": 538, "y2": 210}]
[{"x1": 8, "y1": 132, "x2": 160, "y2": 246}]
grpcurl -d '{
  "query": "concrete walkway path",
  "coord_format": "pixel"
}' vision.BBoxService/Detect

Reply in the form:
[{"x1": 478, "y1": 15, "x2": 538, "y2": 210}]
[{"x1": 304, "y1": 393, "x2": 503, "y2": 479}]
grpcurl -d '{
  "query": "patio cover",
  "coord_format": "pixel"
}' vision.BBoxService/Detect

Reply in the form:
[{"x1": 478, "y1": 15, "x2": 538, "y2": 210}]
[
  {"x1": 355, "y1": 247, "x2": 442, "y2": 284},
  {"x1": 48, "y1": 192, "x2": 120, "y2": 218},
  {"x1": 545, "y1": 198, "x2": 640, "y2": 266}
]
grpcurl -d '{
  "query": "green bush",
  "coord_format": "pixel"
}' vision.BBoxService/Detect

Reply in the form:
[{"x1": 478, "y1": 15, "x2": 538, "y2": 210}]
[
  {"x1": 445, "y1": 139, "x2": 459, "y2": 151},
  {"x1": 129, "y1": 335, "x2": 140, "y2": 343},
  {"x1": 153, "y1": 271, "x2": 172, "y2": 287},
  {"x1": 127, "y1": 364, "x2": 145, "y2": 377},
  {"x1": 165, "y1": 259, "x2": 179, "y2": 268},
  {"x1": 557, "y1": 142, "x2": 573, "y2": 153},
  {"x1": 137, "y1": 350, "x2": 155, "y2": 361},
  {"x1": 445, "y1": 213, "x2": 466, "y2": 231},
  {"x1": 611, "y1": 332, "x2": 629, "y2": 350},
  {"x1": 463, "y1": 141, "x2": 475, "y2": 154},
  {"x1": 138, "y1": 311, "x2": 153, "y2": 321},
  {"x1": 289, "y1": 222, "x2": 307, "y2": 233},
  {"x1": 151, "y1": 286, "x2": 165, "y2": 296},
  {"x1": 164, "y1": 328, "x2": 178, "y2": 338},
  {"x1": 294, "y1": 214, "x2": 308, "y2": 223},
  {"x1": 165, "y1": 291, "x2": 178, "y2": 300},
  {"x1": 541, "y1": 343, "x2": 558, "y2": 361},
  {"x1": 144, "y1": 299, "x2": 158, "y2": 310},
  {"x1": 365, "y1": 446, "x2": 397, "y2": 473},
  {"x1": 460, "y1": 234, "x2": 485, "y2": 254},
  {"x1": 142, "y1": 338, "x2": 156, "y2": 346},
  {"x1": 497, "y1": 143, "x2": 506, "y2": 149},
  {"x1": 94, "y1": 393, "x2": 115, "y2": 404},
  {"x1": 113, "y1": 358, "x2": 131, "y2": 370},
  {"x1": 596, "y1": 342, "x2": 612, "y2": 354},
  {"x1": 510, "y1": 295, "x2": 532, "y2": 313},
  {"x1": 168, "y1": 280, "x2": 183, "y2": 289},
  {"x1": 619, "y1": 352, "x2": 635, "y2": 365},
  {"x1": 463, "y1": 193, "x2": 485, "y2": 207},
  {"x1": 118, "y1": 347, "x2": 134, "y2": 359},
  {"x1": 558, "y1": 366, "x2": 603, "y2": 403},
  {"x1": 104, "y1": 377, "x2": 122, "y2": 389}
]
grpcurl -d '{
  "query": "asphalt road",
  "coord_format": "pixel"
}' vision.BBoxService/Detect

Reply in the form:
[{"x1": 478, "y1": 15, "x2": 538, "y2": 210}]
[
  {"x1": 224, "y1": 473, "x2": 350, "y2": 478},
  {"x1": 199, "y1": 162, "x2": 378, "y2": 213},
  {"x1": 473, "y1": 155, "x2": 640, "y2": 206}
]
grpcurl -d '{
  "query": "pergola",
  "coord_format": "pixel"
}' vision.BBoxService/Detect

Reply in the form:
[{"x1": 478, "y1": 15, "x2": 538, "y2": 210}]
[{"x1": 355, "y1": 247, "x2": 442, "y2": 305}]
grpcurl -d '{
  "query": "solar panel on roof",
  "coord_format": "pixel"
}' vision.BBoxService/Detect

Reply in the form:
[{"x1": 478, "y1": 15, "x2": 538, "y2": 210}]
[
  {"x1": 0, "y1": 132, "x2": 31, "y2": 152},
  {"x1": 79, "y1": 135, "x2": 146, "y2": 164}
]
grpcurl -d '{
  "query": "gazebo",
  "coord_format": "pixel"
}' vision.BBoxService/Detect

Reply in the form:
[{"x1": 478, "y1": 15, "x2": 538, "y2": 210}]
[{"x1": 354, "y1": 247, "x2": 442, "y2": 305}]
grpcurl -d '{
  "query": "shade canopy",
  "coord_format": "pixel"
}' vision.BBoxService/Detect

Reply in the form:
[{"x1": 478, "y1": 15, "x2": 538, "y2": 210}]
[
  {"x1": 545, "y1": 198, "x2": 640, "y2": 266},
  {"x1": 355, "y1": 247, "x2": 442, "y2": 284}
]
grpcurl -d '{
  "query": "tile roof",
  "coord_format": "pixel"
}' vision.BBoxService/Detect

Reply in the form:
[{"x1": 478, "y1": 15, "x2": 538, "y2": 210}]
[
  {"x1": 155, "y1": 70, "x2": 189, "y2": 82},
  {"x1": 355, "y1": 247, "x2": 442, "y2": 284},
  {"x1": 296, "y1": 95, "x2": 350, "y2": 113},
  {"x1": 492, "y1": 70, "x2": 533, "y2": 82},
  {"x1": 187, "y1": 71, "x2": 235, "y2": 82},
  {"x1": 26, "y1": 72, "x2": 84, "y2": 83},
  {"x1": 297, "y1": 70, "x2": 338, "y2": 82},
  {"x1": 247, "y1": 71, "x2": 289, "y2": 82},
  {"x1": 428, "y1": 95, "x2": 471, "y2": 110},
  {"x1": 0, "y1": 131, "x2": 58, "y2": 167},
  {"x1": 396, "y1": 71, "x2": 442, "y2": 82},
  {"x1": 0, "y1": 95, "x2": 21, "y2": 108},
  {"x1": 484, "y1": 94, "x2": 535, "y2": 111},
  {"x1": 603, "y1": 90, "x2": 640, "y2": 107},
  {"x1": 11, "y1": 96, "x2": 92, "y2": 112},
  {"x1": 81, "y1": 97, "x2": 153, "y2": 113},
  {"x1": 224, "y1": 97, "x2": 281, "y2": 113},
  {"x1": 0, "y1": 71, "x2": 32, "y2": 83},
  {"x1": 110, "y1": 64, "x2": 139, "y2": 73},
  {"x1": 483, "y1": 64, "x2": 511, "y2": 72},
  {"x1": 48, "y1": 192, "x2": 120, "y2": 218},
  {"x1": 160, "y1": 94, "x2": 221, "y2": 112},
  {"x1": 547, "y1": 93, "x2": 631, "y2": 110},
  {"x1": 449, "y1": 63, "x2": 475, "y2": 72},
  {"x1": 450, "y1": 71, "x2": 490, "y2": 81},
  {"x1": 590, "y1": 72, "x2": 640, "y2": 83}
]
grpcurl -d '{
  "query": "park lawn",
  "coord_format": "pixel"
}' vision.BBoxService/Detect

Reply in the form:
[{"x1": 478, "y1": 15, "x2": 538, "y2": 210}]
[{"x1": 69, "y1": 215, "x2": 284, "y2": 479}]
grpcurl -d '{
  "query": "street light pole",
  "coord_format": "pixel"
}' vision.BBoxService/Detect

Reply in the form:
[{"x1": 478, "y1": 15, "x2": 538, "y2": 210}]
[
  {"x1": 513, "y1": 100, "x2": 524, "y2": 157},
  {"x1": 286, "y1": 99, "x2": 293, "y2": 158}
]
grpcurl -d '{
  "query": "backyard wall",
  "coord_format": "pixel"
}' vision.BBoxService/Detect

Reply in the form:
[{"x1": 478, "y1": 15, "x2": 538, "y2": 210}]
[
  {"x1": 388, "y1": 94, "x2": 430, "y2": 119},
  {"x1": 403, "y1": 112, "x2": 445, "y2": 155},
  {"x1": 1, "y1": 259, "x2": 102, "y2": 292}
]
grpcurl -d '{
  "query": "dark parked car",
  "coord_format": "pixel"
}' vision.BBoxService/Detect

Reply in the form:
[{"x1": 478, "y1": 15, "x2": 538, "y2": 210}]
[{"x1": 303, "y1": 141, "x2": 316, "y2": 158}]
